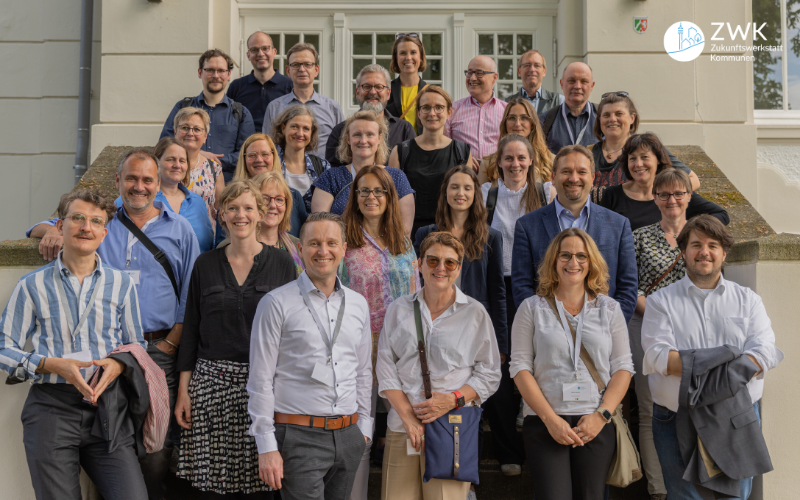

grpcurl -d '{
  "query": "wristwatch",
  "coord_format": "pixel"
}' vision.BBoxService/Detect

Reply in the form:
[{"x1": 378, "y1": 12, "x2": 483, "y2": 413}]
[
  {"x1": 453, "y1": 390, "x2": 465, "y2": 409},
  {"x1": 595, "y1": 407, "x2": 613, "y2": 423}
]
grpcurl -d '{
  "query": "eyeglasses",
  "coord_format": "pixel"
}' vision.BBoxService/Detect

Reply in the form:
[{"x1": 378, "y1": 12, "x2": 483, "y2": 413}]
[
  {"x1": 202, "y1": 68, "x2": 229, "y2": 76},
  {"x1": 248, "y1": 46, "x2": 273, "y2": 55},
  {"x1": 359, "y1": 84, "x2": 388, "y2": 93},
  {"x1": 656, "y1": 191, "x2": 688, "y2": 201},
  {"x1": 519, "y1": 63, "x2": 545, "y2": 71},
  {"x1": 263, "y1": 195, "x2": 287, "y2": 206},
  {"x1": 63, "y1": 213, "x2": 106, "y2": 229},
  {"x1": 464, "y1": 70, "x2": 496, "y2": 79},
  {"x1": 246, "y1": 151, "x2": 273, "y2": 161},
  {"x1": 506, "y1": 114, "x2": 532, "y2": 123},
  {"x1": 288, "y1": 62, "x2": 317, "y2": 71},
  {"x1": 356, "y1": 188, "x2": 387, "y2": 198},
  {"x1": 601, "y1": 91, "x2": 629, "y2": 99},
  {"x1": 177, "y1": 125, "x2": 205, "y2": 135},
  {"x1": 419, "y1": 105, "x2": 447, "y2": 115},
  {"x1": 425, "y1": 255, "x2": 461, "y2": 271},
  {"x1": 396, "y1": 33, "x2": 419, "y2": 39},
  {"x1": 557, "y1": 252, "x2": 589, "y2": 263}
]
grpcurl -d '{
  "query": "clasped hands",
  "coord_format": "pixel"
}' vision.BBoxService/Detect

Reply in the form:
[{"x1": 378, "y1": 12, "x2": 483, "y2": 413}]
[{"x1": 43, "y1": 356, "x2": 125, "y2": 405}]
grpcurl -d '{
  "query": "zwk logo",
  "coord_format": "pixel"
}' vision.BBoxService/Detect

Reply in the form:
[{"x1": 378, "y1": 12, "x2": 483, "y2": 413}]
[{"x1": 664, "y1": 21, "x2": 705, "y2": 62}]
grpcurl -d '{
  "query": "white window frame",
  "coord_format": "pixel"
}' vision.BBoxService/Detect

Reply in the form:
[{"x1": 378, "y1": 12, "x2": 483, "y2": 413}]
[
  {"x1": 474, "y1": 31, "x2": 535, "y2": 99},
  {"x1": 753, "y1": 0, "x2": 800, "y2": 118}
]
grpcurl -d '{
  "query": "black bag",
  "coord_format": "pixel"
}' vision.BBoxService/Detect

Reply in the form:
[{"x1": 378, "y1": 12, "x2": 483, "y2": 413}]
[{"x1": 118, "y1": 212, "x2": 179, "y2": 297}]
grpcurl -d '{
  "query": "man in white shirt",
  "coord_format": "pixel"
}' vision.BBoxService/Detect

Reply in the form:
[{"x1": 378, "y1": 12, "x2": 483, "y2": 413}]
[
  {"x1": 248, "y1": 212, "x2": 372, "y2": 500},
  {"x1": 642, "y1": 215, "x2": 783, "y2": 500}
]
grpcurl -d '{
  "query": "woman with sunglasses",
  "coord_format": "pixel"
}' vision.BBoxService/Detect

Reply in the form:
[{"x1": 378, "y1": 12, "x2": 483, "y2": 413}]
[
  {"x1": 377, "y1": 231, "x2": 501, "y2": 500},
  {"x1": 232, "y1": 133, "x2": 307, "y2": 237},
  {"x1": 385, "y1": 33, "x2": 428, "y2": 134},
  {"x1": 340, "y1": 165, "x2": 420, "y2": 500},
  {"x1": 511, "y1": 228, "x2": 634, "y2": 500},
  {"x1": 590, "y1": 92, "x2": 699, "y2": 193},
  {"x1": 389, "y1": 86, "x2": 473, "y2": 239}
]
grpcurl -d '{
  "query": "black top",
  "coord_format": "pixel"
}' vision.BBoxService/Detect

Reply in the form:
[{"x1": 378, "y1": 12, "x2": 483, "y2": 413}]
[
  {"x1": 591, "y1": 142, "x2": 692, "y2": 188},
  {"x1": 324, "y1": 109, "x2": 416, "y2": 168},
  {"x1": 595, "y1": 184, "x2": 729, "y2": 231},
  {"x1": 177, "y1": 244, "x2": 296, "y2": 371},
  {"x1": 404, "y1": 139, "x2": 461, "y2": 238},
  {"x1": 226, "y1": 70, "x2": 293, "y2": 132}
]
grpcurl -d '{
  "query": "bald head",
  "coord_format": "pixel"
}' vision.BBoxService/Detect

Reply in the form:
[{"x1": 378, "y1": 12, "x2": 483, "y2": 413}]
[
  {"x1": 466, "y1": 56, "x2": 499, "y2": 104},
  {"x1": 560, "y1": 62, "x2": 595, "y2": 114}
]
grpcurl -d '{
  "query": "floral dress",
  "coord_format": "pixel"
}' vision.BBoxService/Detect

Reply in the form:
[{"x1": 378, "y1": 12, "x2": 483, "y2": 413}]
[
  {"x1": 187, "y1": 157, "x2": 222, "y2": 235},
  {"x1": 340, "y1": 231, "x2": 421, "y2": 383}
]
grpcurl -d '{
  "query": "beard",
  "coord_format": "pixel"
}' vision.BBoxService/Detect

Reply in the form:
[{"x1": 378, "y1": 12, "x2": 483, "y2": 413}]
[{"x1": 360, "y1": 101, "x2": 385, "y2": 113}]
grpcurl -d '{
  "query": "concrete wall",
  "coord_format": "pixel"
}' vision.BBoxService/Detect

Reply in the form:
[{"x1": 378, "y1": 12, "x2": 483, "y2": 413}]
[{"x1": 0, "y1": 0, "x2": 102, "y2": 241}]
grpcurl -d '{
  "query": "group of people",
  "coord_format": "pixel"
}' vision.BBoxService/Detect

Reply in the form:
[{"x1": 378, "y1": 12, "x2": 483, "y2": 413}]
[{"x1": 2, "y1": 30, "x2": 782, "y2": 500}]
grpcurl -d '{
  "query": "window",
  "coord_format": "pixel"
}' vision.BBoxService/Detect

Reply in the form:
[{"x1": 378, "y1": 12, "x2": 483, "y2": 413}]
[
  {"x1": 268, "y1": 32, "x2": 321, "y2": 93},
  {"x1": 753, "y1": 0, "x2": 800, "y2": 110},
  {"x1": 477, "y1": 33, "x2": 534, "y2": 99},
  {"x1": 350, "y1": 32, "x2": 443, "y2": 105}
]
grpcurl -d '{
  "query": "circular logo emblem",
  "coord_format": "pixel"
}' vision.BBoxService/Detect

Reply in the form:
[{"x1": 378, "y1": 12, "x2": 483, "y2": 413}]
[{"x1": 664, "y1": 21, "x2": 705, "y2": 62}]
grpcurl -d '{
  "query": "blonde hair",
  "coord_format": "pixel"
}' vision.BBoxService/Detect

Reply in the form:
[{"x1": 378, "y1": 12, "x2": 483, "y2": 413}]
[
  {"x1": 173, "y1": 107, "x2": 210, "y2": 135},
  {"x1": 536, "y1": 228, "x2": 609, "y2": 299},
  {"x1": 336, "y1": 110, "x2": 390, "y2": 166},
  {"x1": 252, "y1": 171, "x2": 294, "y2": 236},
  {"x1": 234, "y1": 133, "x2": 282, "y2": 181},
  {"x1": 217, "y1": 179, "x2": 267, "y2": 237}
]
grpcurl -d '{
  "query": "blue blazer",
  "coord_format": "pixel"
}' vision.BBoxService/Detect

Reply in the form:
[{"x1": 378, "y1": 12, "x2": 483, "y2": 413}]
[
  {"x1": 415, "y1": 225, "x2": 509, "y2": 354},
  {"x1": 511, "y1": 201, "x2": 638, "y2": 322}
]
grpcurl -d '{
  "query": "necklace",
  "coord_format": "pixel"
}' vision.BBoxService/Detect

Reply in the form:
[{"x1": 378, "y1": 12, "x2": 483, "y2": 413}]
[
  {"x1": 603, "y1": 145, "x2": 623, "y2": 160},
  {"x1": 555, "y1": 292, "x2": 584, "y2": 315},
  {"x1": 429, "y1": 300, "x2": 453, "y2": 315},
  {"x1": 660, "y1": 222, "x2": 680, "y2": 239}
]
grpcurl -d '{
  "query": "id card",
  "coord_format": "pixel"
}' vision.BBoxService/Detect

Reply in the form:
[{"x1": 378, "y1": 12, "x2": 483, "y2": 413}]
[
  {"x1": 562, "y1": 382, "x2": 591, "y2": 402},
  {"x1": 64, "y1": 350, "x2": 96, "y2": 381},
  {"x1": 407, "y1": 439, "x2": 421, "y2": 456},
  {"x1": 124, "y1": 270, "x2": 140, "y2": 285},
  {"x1": 311, "y1": 361, "x2": 335, "y2": 387}
]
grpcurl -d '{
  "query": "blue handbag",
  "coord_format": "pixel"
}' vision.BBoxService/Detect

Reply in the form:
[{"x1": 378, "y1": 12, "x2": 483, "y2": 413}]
[{"x1": 414, "y1": 299, "x2": 483, "y2": 484}]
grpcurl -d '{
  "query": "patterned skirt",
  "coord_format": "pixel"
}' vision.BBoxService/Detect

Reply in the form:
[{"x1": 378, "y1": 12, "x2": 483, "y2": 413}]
[{"x1": 176, "y1": 358, "x2": 270, "y2": 494}]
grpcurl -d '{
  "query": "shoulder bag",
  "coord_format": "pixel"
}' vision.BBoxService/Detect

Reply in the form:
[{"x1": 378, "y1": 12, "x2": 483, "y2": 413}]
[{"x1": 545, "y1": 296, "x2": 643, "y2": 488}]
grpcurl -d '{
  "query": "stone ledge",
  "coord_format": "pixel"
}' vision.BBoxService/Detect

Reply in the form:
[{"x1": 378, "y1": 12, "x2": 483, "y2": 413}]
[
  {"x1": 0, "y1": 238, "x2": 47, "y2": 267},
  {"x1": 726, "y1": 233, "x2": 800, "y2": 263}
]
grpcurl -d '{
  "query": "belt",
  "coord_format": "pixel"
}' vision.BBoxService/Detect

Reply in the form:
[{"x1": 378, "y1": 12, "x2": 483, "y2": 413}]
[
  {"x1": 145, "y1": 329, "x2": 171, "y2": 343},
  {"x1": 274, "y1": 412, "x2": 359, "y2": 430}
]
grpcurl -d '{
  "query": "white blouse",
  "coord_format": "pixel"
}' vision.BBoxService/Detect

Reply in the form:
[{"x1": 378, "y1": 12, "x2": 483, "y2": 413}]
[
  {"x1": 509, "y1": 294, "x2": 634, "y2": 416},
  {"x1": 481, "y1": 179, "x2": 527, "y2": 276}
]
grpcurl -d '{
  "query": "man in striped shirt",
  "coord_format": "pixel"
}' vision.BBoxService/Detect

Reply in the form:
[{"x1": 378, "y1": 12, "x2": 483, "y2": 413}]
[
  {"x1": 0, "y1": 189, "x2": 148, "y2": 500},
  {"x1": 445, "y1": 55, "x2": 508, "y2": 170}
]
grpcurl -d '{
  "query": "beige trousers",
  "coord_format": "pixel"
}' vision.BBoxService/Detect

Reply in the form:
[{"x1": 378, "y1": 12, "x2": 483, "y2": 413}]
[{"x1": 380, "y1": 429, "x2": 470, "y2": 500}]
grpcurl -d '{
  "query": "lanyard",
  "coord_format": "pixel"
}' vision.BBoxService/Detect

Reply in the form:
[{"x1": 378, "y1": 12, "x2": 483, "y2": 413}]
[
  {"x1": 555, "y1": 292, "x2": 588, "y2": 379},
  {"x1": 561, "y1": 103, "x2": 591, "y2": 145},
  {"x1": 298, "y1": 277, "x2": 346, "y2": 364},
  {"x1": 53, "y1": 265, "x2": 101, "y2": 342}
]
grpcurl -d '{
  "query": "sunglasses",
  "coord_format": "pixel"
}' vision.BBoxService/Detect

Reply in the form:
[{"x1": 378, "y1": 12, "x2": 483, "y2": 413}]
[
  {"x1": 601, "y1": 91, "x2": 629, "y2": 99},
  {"x1": 396, "y1": 33, "x2": 419, "y2": 39},
  {"x1": 424, "y1": 255, "x2": 461, "y2": 271}
]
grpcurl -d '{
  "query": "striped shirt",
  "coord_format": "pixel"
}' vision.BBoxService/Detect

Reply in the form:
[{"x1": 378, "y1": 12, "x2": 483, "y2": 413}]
[
  {"x1": 0, "y1": 253, "x2": 145, "y2": 384},
  {"x1": 444, "y1": 94, "x2": 507, "y2": 159}
]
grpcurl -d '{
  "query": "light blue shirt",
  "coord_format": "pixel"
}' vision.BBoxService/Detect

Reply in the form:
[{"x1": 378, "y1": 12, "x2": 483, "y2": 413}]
[
  {"x1": 262, "y1": 91, "x2": 345, "y2": 157},
  {"x1": 553, "y1": 196, "x2": 591, "y2": 232}
]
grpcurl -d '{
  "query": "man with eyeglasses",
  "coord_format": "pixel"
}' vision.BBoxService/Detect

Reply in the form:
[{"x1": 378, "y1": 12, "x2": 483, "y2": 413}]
[
  {"x1": 1, "y1": 188, "x2": 149, "y2": 500},
  {"x1": 325, "y1": 64, "x2": 416, "y2": 168},
  {"x1": 262, "y1": 43, "x2": 344, "y2": 157},
  {"x1": 227, "y1": 31, "x2": 293, "y2": 132},
  {"x1": 160, "y1": 49, "x2": 256, "y2": 183},
  {"x1": 505, "y1": 50, "x2": 565, "y2": 114},
  {"x1": 445, "y1": 56, "x2": 508, "y2": 171},
  {"x1": 539, "y1": 62, "x2": 599, "y2": 154}
]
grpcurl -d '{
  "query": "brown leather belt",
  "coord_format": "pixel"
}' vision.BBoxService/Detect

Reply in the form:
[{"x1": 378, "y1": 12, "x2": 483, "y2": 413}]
[
  {"x1": 274, "y1": 412, "x2": 358, "y2": 430},
  {"x1": 145, "y1": 329, "x2": 171, "y2": 343}
]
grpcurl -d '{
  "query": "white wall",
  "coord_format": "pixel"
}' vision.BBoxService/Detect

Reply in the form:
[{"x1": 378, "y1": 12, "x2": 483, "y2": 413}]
[{"x1": 0, "y1": 0, "x2": 102, "y2": 242}]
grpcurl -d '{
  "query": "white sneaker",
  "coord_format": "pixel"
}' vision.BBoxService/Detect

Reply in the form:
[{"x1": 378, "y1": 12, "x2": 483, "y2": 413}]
[
  {"x1": 516, "y1": 400, "x2": 525, "y2": 428},
  {"x1": 501, "y1": 464, "x2": 522, "y2": 476},
  {"x1": 466, "y1": 489, "x2": 477, "y2": 500}
]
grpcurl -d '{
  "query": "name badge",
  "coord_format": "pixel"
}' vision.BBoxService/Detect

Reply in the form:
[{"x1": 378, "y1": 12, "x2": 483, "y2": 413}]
[
  {"x1": 311, "y1": 361, "x2": 335, "y2": 387},
  {"x1": 562, "y1": 382, "x2": 591, "y2": 402},
  {"x1": 124, "y1": 270, "x2": 141, "y2": 285}
]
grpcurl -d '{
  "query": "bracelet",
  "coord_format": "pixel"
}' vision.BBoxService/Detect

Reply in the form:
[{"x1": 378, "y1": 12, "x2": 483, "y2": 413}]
[
  {"x1": 164, "y1": 339, "x2": 179, "y2": 349},
  {"x1": 36, "y1": 357, "x2": 46, "y2": 374}
]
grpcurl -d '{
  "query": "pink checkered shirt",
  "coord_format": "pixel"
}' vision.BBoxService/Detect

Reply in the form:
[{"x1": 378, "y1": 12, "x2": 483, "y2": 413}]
[{"x1": 444, "y1": 94, "x2": 508, "y2": 159}]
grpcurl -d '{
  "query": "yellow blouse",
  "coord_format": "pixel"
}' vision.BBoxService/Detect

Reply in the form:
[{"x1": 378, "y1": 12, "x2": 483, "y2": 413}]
[{"x1": 400, "y1": 85, "x2": 418, "y2": 130}]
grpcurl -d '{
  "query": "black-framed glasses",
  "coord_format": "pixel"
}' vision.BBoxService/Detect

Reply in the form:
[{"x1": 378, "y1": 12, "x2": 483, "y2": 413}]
[
  {"x1": 245, "y1": 151, "x2": 273, "y2": 161},
  {"x1": 358, "y1": 84, "x2": 388, "y2": 93},
  {"x1": 356, "y1": 188, "x2": 387, "y2": 198},
  {"x1": 288, "y1": 62, "x2": 317, "y2": 71},
  {"x1": 655, "y1": 191, "x2": 688, "y2": 201},
  {"x1": 396, "y1": 33, "x2": 419, "y2": 39},
  {"x1": 425, "y1": 255, "x2": 461, "y2": 271},
  {"x1": 63, "y1": 213, "x2": 106, "y2": 229},
  {"x1": 202, "y1": 68, "x2": 229, "y2": 76},
  {"x1": 601, "y1": 91, "x2": 629, "y2": 99},
  {"x1": 557, "y1": 252, "x2": 589, "y2": 263},
  {"x1": 248, "y1": 46, "x2": 273, "y2": 55},
  {"x1": 419, "y1": 105, "x2": 447, "y2": 115},
  {"x1": 464, "y1": 70, "x2": 496, "y2": 79},
  {"x1": 263, "y1": 195, "x2": 287, "y2": 206}
]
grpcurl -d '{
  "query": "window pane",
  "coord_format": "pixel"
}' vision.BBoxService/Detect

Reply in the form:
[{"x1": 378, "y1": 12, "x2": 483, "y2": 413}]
[
  {"x1": 377, "y1": 34, "x2": 395, "y2": 55},
  {"x1": 353, "y1": 34, "x2": 373, "y2": 55},
  {"x1": 788, "y1": 1, "x2": 800, "y2": 109},
  {"x1": 422, "y1": 59, "x2": 442, "y2": 81},
  {"x1": 753, "y1": 0, "x2": 782, "y2": 109},
  {"x1": 353, "y1": 83, "x2": 359, "y2": 106},
  {"x1": 517, "y1": 34, "x2": 533, "y2": 54},
  {"x1": 314, "y1": 82, "x2": 319, "y2": 94},
  {"x1": 498, "y1": 59, "x2": 514, "y2": 79},
  {"x1": 497, "y1": 83, "x2": 514, "y2": 99},
  {"x1": 353, "y1": 58, "x2": 372, "y2": 79},
  {"x1": 285, "y1": 34, "x2": 300, "y2": 51},
  {"x1": 425, "y1": 34, "x2": 442, "y2": 56},
  {"x1": 479, "y1": 34, "x2": 494, "y2": 55},
  {"x1": 269, "y1": 34, "x2": 282, "y2": 53},
  {"x1": 304, "y1": 34, "x2": 320, "y2": 51},
  {"x1": 376, "y1": 58, "x2": 393, "y2": 73},
  {"x1": 498, "y1": 34, "x2": 514, "y2": 55}
]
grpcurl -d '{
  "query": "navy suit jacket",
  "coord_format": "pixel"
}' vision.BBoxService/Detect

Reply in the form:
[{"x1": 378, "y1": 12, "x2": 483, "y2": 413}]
[
  {"x1": 511, "y1": 200, "x2": 638, "y2": 322},
  {"x1": 415, "y1": 225, "x2": 509, "y2": 354}
]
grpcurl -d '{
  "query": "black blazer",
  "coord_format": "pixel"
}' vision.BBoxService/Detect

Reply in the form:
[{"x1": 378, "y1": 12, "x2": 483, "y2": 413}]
[
  {"x1": 414, "y1": 224, "x2": 508, "y2": 354},
  {"x1": 386, "y1": 77, "x2": 427, "y2": 135}
]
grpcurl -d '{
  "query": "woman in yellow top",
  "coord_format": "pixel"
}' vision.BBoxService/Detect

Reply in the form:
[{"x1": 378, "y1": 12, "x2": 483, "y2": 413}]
[{"x1": 386, "y1": 34, "x2": 428, "y2": 134}]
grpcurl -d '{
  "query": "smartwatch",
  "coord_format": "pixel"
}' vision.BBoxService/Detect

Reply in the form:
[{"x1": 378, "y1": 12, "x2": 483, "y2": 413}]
[
  {"x1": 453, "y1": 390, "x2": 465, "y2": 409},
  {"x1": 595, "y1": 407, "x2": 613, "y2": 423}
]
